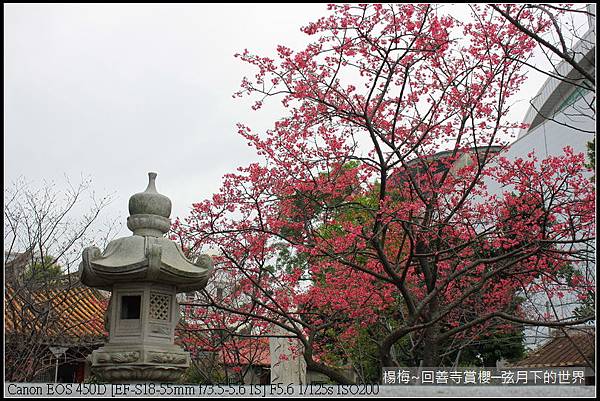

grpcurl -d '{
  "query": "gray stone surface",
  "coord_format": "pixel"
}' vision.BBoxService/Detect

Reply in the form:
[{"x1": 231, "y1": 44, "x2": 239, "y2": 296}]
[{"x1": 128, "y1": 172, "x2": 172, "y2": 219}]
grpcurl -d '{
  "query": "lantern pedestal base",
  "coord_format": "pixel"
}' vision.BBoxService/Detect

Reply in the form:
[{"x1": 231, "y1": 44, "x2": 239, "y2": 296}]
[{"x1": 90, "y1": 343, "x2": 190, "y2": 383}]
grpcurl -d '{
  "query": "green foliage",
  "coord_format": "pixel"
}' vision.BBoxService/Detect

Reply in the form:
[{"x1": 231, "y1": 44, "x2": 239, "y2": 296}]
[
  {"x1": 180, "y1": 361, "x2": 226, "y2": 384},
  {"x1": 586, "y1": 138, "x2": 595, "y2": 182},
  {"x1": 573, "y1": 298, "x2": 595, "y2": 321},
  {"x1": 441, "y1": 297, "x2": 526, "y2": 367},
  {"x1": 586, "y1": 138, "x2": 595, "y2": 169},
  {"x1": 317, "y1": 323, "x2": 383, "y2": 384},
  {"x1": 23, "y1": 255, "x2": 63, "y2": 281},
  {"x1": 573, "y1": 281, "x2": 595, "y2": 322},
  {"x1": 346, "y1": 326, "x2": 385, "y2": 383},
  {"x1": 573, "y1": 295, "x2": 595, "y2": 320},
  {"x1": 274, "y1": 244, "x2": 307, "y2": 275},
  {"x1": 448, "y1": 328, "x2": 526, "y2": 367}
]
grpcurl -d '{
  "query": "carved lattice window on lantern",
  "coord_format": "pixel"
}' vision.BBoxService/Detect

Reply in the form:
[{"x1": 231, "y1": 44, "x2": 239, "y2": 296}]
[{"x1": 149, "y1": 293, "x2": 170, "y2": 321}]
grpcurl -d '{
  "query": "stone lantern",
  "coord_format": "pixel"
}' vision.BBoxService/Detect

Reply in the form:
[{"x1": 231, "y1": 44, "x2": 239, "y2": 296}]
[{"x1": 79, "y1": 172, "x2": 213, "y2": 382}]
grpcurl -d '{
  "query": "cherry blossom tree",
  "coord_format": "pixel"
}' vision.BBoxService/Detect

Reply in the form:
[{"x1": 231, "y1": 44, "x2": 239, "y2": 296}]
[{"x1": 175, "y1": 4, "x2": 595, "y2": 383}]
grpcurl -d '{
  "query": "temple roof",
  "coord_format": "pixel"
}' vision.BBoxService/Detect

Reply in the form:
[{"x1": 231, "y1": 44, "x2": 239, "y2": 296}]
[
  {"x1": 5, "y1": 280, "x2": 107, "y2": 345},
  {"x1": 512, "y1": 327, "x2": 595, "y2": 368}
]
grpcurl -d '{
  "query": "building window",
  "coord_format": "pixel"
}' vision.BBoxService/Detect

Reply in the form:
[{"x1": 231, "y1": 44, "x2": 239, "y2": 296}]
[{"x1": 557, "y1": 86, "x2": 591, "y2": 113}]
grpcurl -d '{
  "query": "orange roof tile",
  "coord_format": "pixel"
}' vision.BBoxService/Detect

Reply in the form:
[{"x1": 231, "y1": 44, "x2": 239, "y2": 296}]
[{"x1": 5, "y1": 281, "x2": 108, "y2": 344}]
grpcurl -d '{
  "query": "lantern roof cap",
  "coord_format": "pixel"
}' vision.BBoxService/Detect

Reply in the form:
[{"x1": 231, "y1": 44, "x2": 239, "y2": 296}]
[
  {"x1": 127, "y1": 172, "x2": 172, "y2": 237},
  {"x1": 79, "y1": 172, "x2": 213, "y2": 292}
]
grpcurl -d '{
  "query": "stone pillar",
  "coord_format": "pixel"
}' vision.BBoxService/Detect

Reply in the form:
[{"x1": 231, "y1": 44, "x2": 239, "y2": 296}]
[{"x1": 269, "y1": 326, "x2": 306, "y2": 384}]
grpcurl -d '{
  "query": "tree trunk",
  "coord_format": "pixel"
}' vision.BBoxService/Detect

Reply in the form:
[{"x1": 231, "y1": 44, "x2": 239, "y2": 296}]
[
  {"x1": 422, "y1": 297, "x2": 440, "y2": 367},
  {"x1": 422, "y1": 323, "x2": 440, "y2": 367},
  {"x1": 304, "y1": 358, "x2": 354, "y2": 384}
]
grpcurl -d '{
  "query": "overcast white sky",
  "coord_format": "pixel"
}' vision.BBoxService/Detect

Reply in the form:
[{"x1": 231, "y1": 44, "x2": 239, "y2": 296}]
[
  {"x1": 4, "y1": 3, "x2": 328, "y2": 239},
  {"x1": 4, "y1": 3, "x2": 581, "y2": 242}
]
